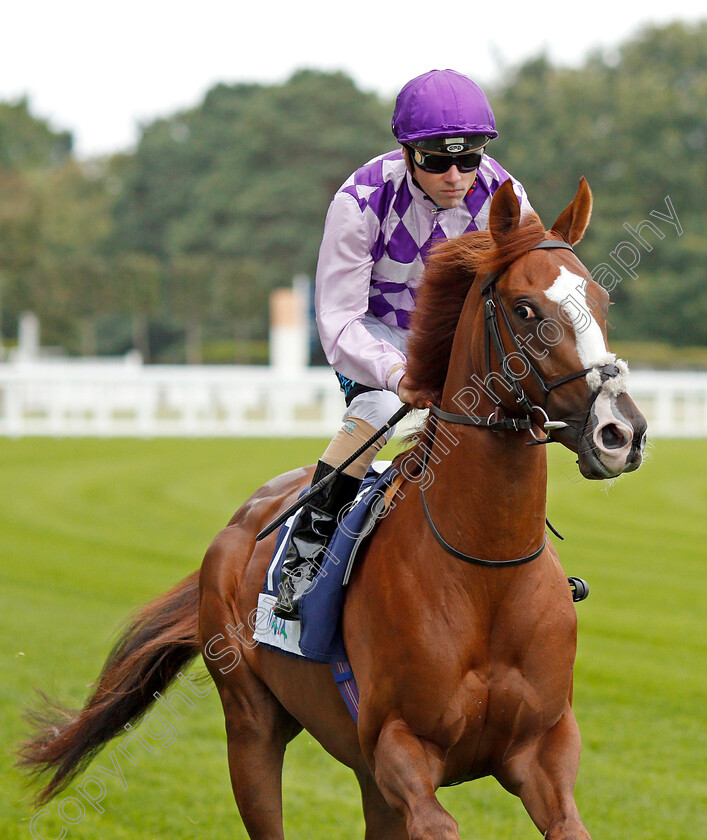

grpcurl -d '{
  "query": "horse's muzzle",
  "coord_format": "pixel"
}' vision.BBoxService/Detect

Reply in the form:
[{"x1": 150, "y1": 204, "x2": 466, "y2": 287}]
[{"x1": 578, "y1": 390, "x2": 647, "y2": 479}]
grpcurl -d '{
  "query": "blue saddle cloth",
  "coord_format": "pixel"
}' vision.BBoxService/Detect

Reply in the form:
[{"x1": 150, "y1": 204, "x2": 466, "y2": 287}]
[{"x1": 253, "y1": 463, "x2": 397, "y2": 720}]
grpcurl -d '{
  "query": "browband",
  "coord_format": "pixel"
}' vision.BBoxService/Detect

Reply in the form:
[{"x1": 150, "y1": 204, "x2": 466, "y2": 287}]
[{"x1": 480, "y1": 239, "x2": 574, "y2": 294}]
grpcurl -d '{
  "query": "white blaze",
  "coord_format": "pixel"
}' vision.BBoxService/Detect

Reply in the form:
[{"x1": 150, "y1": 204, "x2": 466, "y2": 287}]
[{"x1": 543, "y1": 266, "x2": 608, "y2": 368}]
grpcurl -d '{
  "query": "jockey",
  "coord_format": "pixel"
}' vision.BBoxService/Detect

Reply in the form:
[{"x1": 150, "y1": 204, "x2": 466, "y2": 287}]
[{"x1": 274, "y1": 69, "x2": 533, "y2": 620}]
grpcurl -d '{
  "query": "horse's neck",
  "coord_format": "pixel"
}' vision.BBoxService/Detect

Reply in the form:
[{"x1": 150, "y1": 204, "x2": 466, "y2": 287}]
[
  {"x1": 422, "y1": 422, "x2": 547, "y2": 561},
  {"x1": 422, "y1": 298, "x2": 548, "y2": 560}
]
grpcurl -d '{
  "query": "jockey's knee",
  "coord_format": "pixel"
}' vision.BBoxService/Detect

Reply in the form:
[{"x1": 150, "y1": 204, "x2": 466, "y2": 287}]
[
  {"x1": 322, "y1": 391, "x2": 402, "y2": 478},
  {"x1": 345, "y1": 390, "x2": 402, "y2": 435}
]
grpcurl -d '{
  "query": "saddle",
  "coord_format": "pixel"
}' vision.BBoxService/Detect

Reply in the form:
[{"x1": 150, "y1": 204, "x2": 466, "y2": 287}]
[{"x1": 253, "y1": 463, "x2": 401, "y2": 719}]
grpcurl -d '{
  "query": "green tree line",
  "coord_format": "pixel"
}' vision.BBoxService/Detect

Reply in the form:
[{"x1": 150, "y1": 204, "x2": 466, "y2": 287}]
[{"x1": 0, "y1": 21, "x2": 704, "y2": 362}]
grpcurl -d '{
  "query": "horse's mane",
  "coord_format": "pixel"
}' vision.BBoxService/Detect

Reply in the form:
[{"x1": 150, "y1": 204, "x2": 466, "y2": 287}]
[
  {"x1": 405, "y1": 211, "x2": 547, "y2": 395},
  {"x1": 395, "y1": 211, "x2": 549, "y2": 474}
]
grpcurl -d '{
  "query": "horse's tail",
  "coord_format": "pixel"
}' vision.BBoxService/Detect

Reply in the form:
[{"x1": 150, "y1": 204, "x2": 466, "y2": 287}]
[{"x1": 17, "y1": 570, "x2": 201, "y2": 806}]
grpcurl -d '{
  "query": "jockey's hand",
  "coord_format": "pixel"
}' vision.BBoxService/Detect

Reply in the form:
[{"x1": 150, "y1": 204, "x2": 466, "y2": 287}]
[{"x1": 397, "y1": 374, "x2": 440, "y2": 409}]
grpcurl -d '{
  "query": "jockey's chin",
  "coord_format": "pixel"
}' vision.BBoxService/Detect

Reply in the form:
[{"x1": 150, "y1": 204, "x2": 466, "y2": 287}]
[{"x1": 413, "y1": 165, "x2": 477, "y2": 210}]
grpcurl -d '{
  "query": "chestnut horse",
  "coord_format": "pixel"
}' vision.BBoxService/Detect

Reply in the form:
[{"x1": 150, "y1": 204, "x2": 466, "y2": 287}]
[{"x1": 20, "y1": 178, "x2": 647, "y2": 840}]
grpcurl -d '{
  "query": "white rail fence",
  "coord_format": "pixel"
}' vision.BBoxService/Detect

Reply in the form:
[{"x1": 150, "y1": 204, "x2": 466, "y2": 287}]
[{"x1": 0, "y1": 360, "x2": 705, "y2": 438}]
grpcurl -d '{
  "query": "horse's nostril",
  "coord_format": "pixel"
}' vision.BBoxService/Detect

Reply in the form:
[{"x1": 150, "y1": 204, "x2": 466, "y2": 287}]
[{"x1": 601, "y1": 423, "x2": 630, "y2": 450}]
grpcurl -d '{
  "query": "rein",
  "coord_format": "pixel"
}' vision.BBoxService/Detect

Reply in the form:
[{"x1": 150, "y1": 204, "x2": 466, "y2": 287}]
[
  {"x1": 417, "y1": 417, "x2": 547, "y2": 567},
  {"x1": 418, "y1": 238, "x2": 619, "y2": 568},
  {"x1": 421, "y1": 478, "x2": 547, "y2": 567}
]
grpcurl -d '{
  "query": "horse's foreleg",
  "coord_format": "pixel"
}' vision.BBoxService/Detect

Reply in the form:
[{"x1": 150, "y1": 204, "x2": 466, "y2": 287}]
[
  {"x1": 368, "y1": 716, "x2": 459, "y2": 840},
  {"x1": 499, "y1": 705, "x2": 591, "y2": 840},
  {"x1": 355, "y1": 766, "x2": 410, "y2": 840}
]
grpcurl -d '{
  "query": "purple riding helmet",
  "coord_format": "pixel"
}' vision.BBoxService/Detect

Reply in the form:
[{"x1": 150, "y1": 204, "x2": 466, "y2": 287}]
[{"x1": 392, "y1": 69, "x2": 497, "y2": 156}]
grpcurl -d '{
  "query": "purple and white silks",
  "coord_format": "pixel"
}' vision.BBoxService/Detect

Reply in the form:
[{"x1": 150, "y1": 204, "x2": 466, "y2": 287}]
[{"x1": 314, "y1": 150, "x2": 532, "y2": 395}]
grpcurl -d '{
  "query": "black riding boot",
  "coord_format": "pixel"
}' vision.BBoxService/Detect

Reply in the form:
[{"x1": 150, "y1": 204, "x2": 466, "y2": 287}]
[{"x1": 273, "y1": 461, "x2": 361, "y2": 621}]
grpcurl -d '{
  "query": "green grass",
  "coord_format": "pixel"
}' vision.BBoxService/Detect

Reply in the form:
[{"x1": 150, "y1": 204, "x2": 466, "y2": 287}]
[{"x1": 1, "y1": 437, "x2": 705, "y2": 839}]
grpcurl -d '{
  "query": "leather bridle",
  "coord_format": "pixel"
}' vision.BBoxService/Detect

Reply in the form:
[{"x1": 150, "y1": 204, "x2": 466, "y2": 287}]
[
  {"x1": 419, "y1": 238, "x2": 622, "y2": 567},
  {"x1": 428, "y1": 239, "x2": 621, "y2": 443}
]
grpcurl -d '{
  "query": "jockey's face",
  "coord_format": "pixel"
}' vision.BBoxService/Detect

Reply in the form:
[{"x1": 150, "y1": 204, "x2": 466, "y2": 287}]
[{"x1": 410, "y1": 157, "x2": 477, "y2": 210}]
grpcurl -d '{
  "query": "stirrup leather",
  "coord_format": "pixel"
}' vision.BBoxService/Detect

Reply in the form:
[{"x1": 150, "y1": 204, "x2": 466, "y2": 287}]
[{"x1": 273, "y1": 462, "x2": 360, "y2": 620}]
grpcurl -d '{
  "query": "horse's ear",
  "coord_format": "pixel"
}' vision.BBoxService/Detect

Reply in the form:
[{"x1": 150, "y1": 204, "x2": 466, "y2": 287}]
[
  {"x1": 550, "y1": 177, "x2": 593, "y2": 245},
  {"x1": 488, "y1": 178, "x2": 521, "y2": 242}
]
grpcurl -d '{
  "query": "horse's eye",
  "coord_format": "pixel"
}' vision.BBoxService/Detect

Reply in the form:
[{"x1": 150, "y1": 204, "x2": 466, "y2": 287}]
[{"x1": 514, "y1": 304, "x2": 536, "y2": 320}]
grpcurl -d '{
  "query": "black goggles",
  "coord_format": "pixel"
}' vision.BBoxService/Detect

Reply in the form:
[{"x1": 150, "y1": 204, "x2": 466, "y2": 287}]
[{"x1": 407, "y1": 144, "x2": 485, "y2": 174}]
